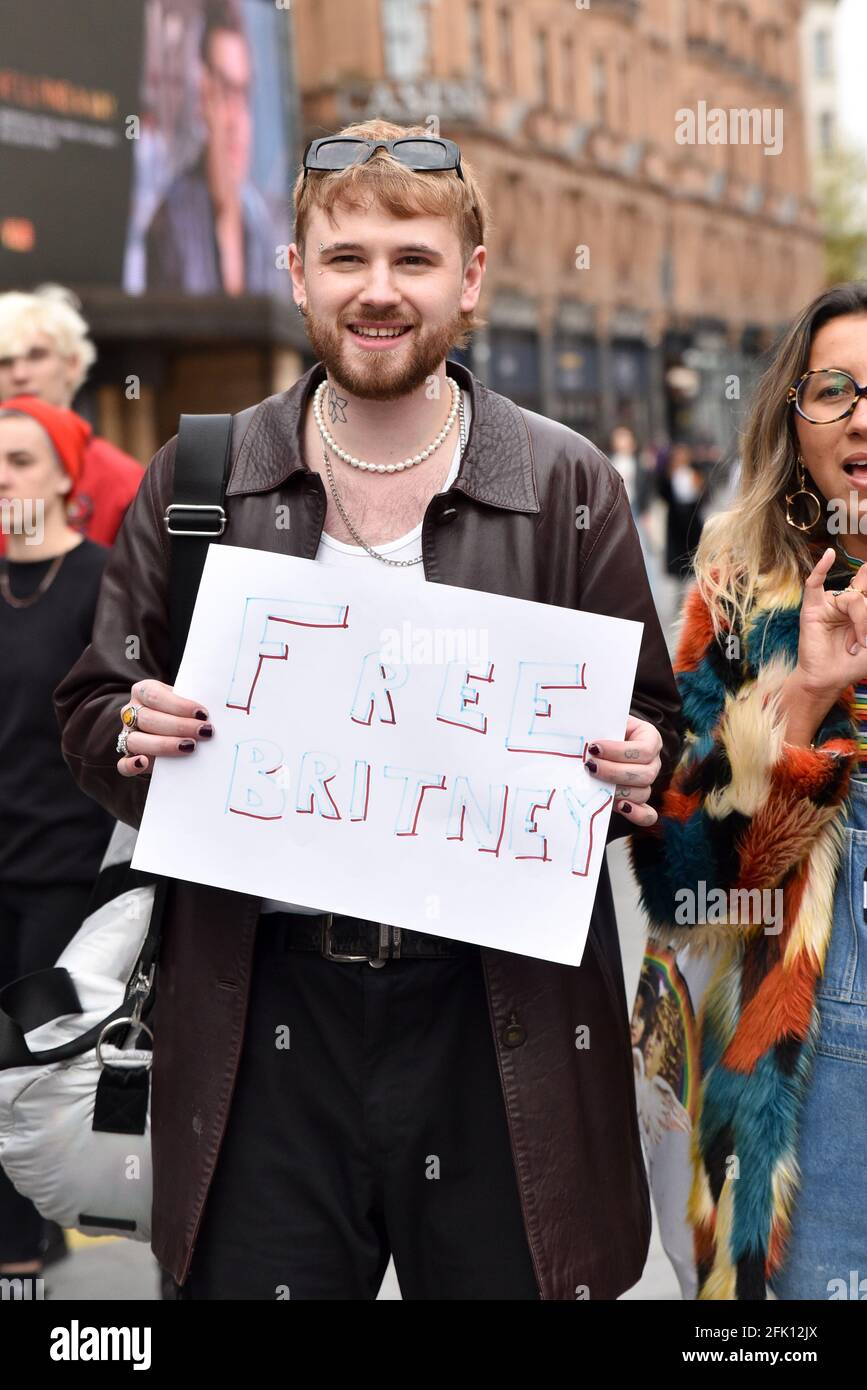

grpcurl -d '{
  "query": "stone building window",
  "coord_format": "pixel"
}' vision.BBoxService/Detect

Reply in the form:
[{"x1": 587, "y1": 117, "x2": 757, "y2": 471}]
[
  {"x1": 562, "y1": 34, "x2": 576, "y2": 114},
  {"x1": 819, "y1": 110, "x2": 835, "y2": 155},
  {"x1": 618, "y1": 55, "x2": 629, "y2": 134},
  {"x1": 592, "y1": 53, "x2": 607, "y2": 126},
  {"x1": 534, "y1": 30, "x2": 550, "y2": 105},
  {"x1": 499, "y1": 172, "x2": 522, "y2": 265},
  {"x1": 498, "y1": 6, "x2": 514, "y2": 89},
  {"x1": 615, "y1": 205, "x2": 641, "y2": 285},
  {"x1": 467, "y1": 0, "x2": 484, "y2": 75},
  {"x1": 381, "y1": 0, "x2": 429, "y2": 80}
]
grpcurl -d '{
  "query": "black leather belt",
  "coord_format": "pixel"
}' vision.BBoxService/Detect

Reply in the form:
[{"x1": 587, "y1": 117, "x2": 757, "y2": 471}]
[{"x1": 260, "y1": 910, "x2": 476, "y2": 966}]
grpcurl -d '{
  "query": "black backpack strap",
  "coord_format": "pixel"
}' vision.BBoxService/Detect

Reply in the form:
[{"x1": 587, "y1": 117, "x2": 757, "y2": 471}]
[
  {"x1": 0, "y1": 968, "x2": 82, "y2": 1034},
  {"x1": 165, "y1": 414, "x2": 233, "y2": 683},
  {"x1": 128, "y1": 413, "x2": 235, "y2": 1034}
]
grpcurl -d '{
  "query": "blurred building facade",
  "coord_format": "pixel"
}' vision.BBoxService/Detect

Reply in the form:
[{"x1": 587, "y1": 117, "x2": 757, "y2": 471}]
[
  {"x1": 8, "y1": 1, "x2": 824, "y2": 459},
  {"x1": 293, "y1": 0, "x2": 824, "y2": 451}
]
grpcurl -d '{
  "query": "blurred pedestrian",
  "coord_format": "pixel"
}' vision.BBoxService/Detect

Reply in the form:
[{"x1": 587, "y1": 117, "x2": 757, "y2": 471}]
[
  {"x1": 656, "y1": 441, "x2": 707, "y2": 581},
  {"x1": 609, "y1": 425, "x2": 640, "y2": 513},
  {"x1": 610, "y1": 425, "x2": 657, "y2": 578},
  {"x1": 0, "y1": 396, "x2": 114, "y2": 1281},
  {"x1": 0, "y1": 285, "x2": 143, "y2": 558}
]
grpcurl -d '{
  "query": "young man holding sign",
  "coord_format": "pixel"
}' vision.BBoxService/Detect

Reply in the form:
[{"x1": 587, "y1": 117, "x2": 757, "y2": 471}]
[{"x1": 56, "y1": 122, "x2": 681, "y2": 1300}]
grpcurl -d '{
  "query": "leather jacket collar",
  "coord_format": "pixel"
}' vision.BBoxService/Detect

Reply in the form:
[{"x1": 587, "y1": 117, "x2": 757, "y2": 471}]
[{"x1": 226, "y1": 359, "x2": 541, "y2": 515}]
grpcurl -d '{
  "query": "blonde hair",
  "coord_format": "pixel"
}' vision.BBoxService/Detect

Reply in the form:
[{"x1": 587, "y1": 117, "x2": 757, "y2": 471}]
[
  {"x1": 0, "y1": 284, "x2": 96, "y2": 394},
  {"x1": 293, "y1": 119, "x2": 491, "y2": 334},
  {"x1": 695, "y1": 281, "x2": 867, "y2": 637}
]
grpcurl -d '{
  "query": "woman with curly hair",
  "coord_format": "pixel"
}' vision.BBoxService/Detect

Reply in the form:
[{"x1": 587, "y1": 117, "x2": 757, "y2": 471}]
[{"x1": 629, "y1": 281, "x2": 867, "y2": 1301}]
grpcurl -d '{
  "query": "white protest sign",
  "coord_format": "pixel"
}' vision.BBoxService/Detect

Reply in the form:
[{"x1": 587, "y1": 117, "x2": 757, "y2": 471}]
[{"x1": 132, "y1": 545, "x2": 643, "y2": 965}]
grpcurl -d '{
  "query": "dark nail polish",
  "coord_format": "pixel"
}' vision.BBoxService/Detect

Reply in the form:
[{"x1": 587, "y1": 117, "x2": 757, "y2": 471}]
[
  {"x1": 620, "y1": 802, "x2": 632, "y2": 813},
  {"x1": 588, "y1": 744, "x2": 600, "y2": 756},
  {"x1": 179, "y1": 740, "x2": 196, "y2": 751},
  {"x1": 198, "y1": 725, "x2": 213, "y2": 738},
  {"x1": 587, "y1": 760, "x2": 598, "y2": 774},
  {"x1": 134, "y1": 756, "x2": 146, "y2": 769},
  {"x1": 194, "y1": 709, "x2": 208, "y2": 721}
]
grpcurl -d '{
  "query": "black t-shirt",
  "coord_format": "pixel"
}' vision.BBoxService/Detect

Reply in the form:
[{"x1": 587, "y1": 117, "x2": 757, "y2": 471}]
[{"x1": 0, "y1": 537, "x2": 115, "y2": 885}]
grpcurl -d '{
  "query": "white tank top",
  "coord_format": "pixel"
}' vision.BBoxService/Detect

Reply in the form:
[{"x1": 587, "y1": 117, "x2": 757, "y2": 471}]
[{"x1": 260, "y1": 388, "x2": 470, "y2": 915}]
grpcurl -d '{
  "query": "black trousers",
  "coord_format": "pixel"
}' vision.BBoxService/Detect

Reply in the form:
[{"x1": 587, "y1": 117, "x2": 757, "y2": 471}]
[
  {"x1": 179, "y1": 916, "x2": 540, "y2": 1300},
  {"x1": 0, "y1": 880, "x2": 93, "y2": 1263}
]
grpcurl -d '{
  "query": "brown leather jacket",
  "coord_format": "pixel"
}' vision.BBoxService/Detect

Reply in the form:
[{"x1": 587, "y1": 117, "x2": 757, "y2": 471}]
[{"x1": 54, "y1": 360, "x2": 682, "y2": 1298}]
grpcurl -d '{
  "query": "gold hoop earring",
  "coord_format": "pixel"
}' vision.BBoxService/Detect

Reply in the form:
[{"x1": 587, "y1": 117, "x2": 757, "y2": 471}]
[{"x1": 785, "y1": 455, "x2": 822, "y2": 531}]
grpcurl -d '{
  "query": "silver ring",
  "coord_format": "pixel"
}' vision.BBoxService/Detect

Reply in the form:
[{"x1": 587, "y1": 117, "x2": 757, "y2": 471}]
[
  {"x1": 96, "y1": 1017, "x2": 154, "y2": 1070},
  {"x1": 116, "y1": 727, "x2": 131, "y2": 756},
  {"x1": 831, "y1": 586, "x2": 867, "y2": 605}
]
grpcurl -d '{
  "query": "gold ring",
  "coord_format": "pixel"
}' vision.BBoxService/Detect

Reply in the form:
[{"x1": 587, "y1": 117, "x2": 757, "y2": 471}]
[{"x1": 120, "y1": 702, "x2": 140, "y2": 730}]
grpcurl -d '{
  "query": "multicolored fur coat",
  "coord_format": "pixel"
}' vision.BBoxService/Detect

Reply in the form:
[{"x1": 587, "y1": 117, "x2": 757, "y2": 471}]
[{"x1": 629, "y1": 571, "x2": 858, "y2": 1300}]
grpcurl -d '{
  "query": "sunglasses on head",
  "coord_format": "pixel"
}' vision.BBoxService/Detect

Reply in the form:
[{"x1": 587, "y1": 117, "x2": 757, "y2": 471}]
[{"x1": 303, "y1": 135, "x2": 465, "y2": 182}]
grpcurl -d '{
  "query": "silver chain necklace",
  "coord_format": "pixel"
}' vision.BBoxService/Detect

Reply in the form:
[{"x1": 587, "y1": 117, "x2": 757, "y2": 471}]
[{"x1": 323, "y1": 391, "x2": 467, "y2": 567}]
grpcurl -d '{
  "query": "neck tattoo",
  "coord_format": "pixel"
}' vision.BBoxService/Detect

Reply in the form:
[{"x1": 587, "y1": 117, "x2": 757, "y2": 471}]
[
  {"x1": 327, "y1": 384, "x2": 348, "y2": 425},
  {"x1": 313, "y1": 376, "x2": 460, "y2": 474}
]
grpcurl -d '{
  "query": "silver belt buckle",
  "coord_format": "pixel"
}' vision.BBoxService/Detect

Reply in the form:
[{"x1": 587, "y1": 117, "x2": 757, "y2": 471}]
[
  {"x1": 320, "y1": 913, "x2": 369, "y2": 962},
  {"x1": 370, "y1": 925, "x2": 401, "y2": 967},
  {"x1": 319, "y1": 915, "x2": 401, "y2": 966}
]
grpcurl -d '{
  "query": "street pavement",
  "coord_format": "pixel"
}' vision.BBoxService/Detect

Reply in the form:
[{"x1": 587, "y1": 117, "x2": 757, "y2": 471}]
[{"x1": 33, "y1": 505, "x2": 688, "y2": 1302}]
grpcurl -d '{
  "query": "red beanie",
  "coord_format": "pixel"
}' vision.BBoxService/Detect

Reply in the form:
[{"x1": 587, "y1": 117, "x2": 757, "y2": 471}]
[{"x1": 0, "y1": 394, "x2": 92, "y2": 497}]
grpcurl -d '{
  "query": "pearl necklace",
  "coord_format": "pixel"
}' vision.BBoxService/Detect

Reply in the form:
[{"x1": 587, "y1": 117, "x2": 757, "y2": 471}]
[
  {"x1": 313, "y1": 375, "x2": 460, "y2": 473},
  {"x1": 322, "y1": 391, "x2": 467, "y2": 566}
]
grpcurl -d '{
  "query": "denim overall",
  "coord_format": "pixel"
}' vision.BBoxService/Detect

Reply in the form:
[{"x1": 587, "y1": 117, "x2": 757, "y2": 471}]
[{"x1": 770, "y1": 774, "x2": 867, "y2": 1300}]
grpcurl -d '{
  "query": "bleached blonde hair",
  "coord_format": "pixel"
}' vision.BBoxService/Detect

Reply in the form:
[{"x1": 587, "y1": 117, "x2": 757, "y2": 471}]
[{"x1": 0, "y1": 284, "x2": 96, "y2": 394}]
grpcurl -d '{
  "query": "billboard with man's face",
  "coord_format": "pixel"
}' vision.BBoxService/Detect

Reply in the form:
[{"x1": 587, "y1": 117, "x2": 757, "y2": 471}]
[{"x1": 0, "y1": 0, "x2": 294, "y2": 299}]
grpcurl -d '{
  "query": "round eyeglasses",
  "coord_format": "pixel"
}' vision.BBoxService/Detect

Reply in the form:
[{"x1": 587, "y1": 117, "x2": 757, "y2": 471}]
[{"x1": 787, "y1": 368, "x2": 867, "y2": 424}]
